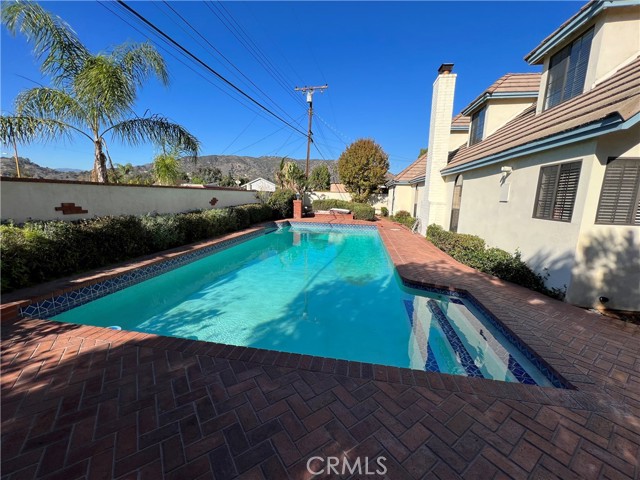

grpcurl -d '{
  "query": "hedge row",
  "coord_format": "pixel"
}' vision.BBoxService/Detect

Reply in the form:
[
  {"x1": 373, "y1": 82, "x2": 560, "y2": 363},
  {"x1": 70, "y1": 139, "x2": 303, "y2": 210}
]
[
  {"x1": 311, "y1": 199, "x2": 376, "y2": 221},
  {"x1": 391, "y1": 210, "x2": 415, "y2": 229},
  {"x1": 426, "y1": 224, "x2": 563, "y2": 299},
  {"x1": 0, "y1": 203, "x2": 275, "y2": 293}
]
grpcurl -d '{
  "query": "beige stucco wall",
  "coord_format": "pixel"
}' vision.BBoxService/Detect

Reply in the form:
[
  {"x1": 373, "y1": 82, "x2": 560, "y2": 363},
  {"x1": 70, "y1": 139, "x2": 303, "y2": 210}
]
[
  {"x1": 569, "y1": 125, "x2": 640, "y2": 311},
  {"x1": 483, "y1": 98, "x2": 536, "y2": 139},
  {"x1": 449, "y1": 130, "x2": 468, "y2": 151},
  {"x1": 586, "y1": 6, "x2": 640, "y2": 88},
  {"x1": 442, "y1": 126, "x2": 640, "y2": 311},
  {"x1": 0, "y1": 179, "x2": 258, "y2": 223},
  {"x1": 388, "y1": 184, "x2": 414, "y2": 215}
]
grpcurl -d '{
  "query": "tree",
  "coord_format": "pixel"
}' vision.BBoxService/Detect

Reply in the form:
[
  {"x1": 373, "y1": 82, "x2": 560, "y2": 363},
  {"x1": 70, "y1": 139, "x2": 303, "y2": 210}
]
[
  {"x1": 191, "y1": 166, "x2": 222, "y2": 185},
  {"x1": 1, "y1": 1, "x2": 199, "y2": 183},
  {"x1": 419, "y1": 147, "x2": 428, "y2": 157},
  {"x1": 275, "y1": 158, "x2": 306, "y2": 196},
  {"x1": 153, "y1": 147, "x2": 184, "y2": 186},
  {"x1": 308, "y1": 164, "x2": 331, "y2": 191},
  {"x1": 337, "y1": 138, "x2": 389, "y2": 203}
]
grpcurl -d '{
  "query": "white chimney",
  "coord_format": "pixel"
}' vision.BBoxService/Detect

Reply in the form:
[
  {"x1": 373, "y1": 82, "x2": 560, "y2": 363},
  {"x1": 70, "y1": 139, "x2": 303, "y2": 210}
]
[{"x1": 419, "y1": 63, "x2": 456, "y2": 234}]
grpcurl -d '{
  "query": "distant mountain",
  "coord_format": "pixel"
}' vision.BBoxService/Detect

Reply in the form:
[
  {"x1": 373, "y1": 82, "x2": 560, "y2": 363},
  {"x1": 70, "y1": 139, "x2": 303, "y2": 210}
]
[
  {"x1": 0, "y1": 155, "x2": 338, "y2": 183},
  {"x1": 0, "y1": 157, "x2": 91, "y2": 181}
]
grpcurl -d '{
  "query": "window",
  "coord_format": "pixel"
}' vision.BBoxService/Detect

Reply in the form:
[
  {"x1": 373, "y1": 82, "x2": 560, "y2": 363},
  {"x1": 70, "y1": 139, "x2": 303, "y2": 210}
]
[
  {"x1": 450, "y1": 175, "x2": 463, "y2": 232},
  {"x1": 595, "y1": 157, "x2": 640, "y2": 225},
  {"x1": 469, "y1": 107, "x2": 486, "y2": 146},
  {"x1": 533, "y1": 161, "x2": 582, "y2": 222},
  {"x1": 544, "y1": 28, "x2": 594, "y2": 110}
]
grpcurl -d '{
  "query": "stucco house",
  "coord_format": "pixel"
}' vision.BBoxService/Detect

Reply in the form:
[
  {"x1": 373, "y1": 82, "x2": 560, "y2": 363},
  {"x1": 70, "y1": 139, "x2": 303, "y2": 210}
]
[
  {"x1": 387, "y1": 115, "x2": 470, "y2": 217},
  {"x1": 241, "y1": 177, "x2": 276, "y2": 192},
  {"x1": 418, "y1": 0, "x2": 639, "y2": 312}
]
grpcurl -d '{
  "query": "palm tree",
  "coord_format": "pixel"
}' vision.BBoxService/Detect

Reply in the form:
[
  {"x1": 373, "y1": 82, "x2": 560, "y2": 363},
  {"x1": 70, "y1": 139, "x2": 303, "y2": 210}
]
[
  {"x1": 0, "y1": 114, "x2": 70, "y2": 177},
  {"x1": 1, "y1": 1, "x2": 199, "y2": 183}
]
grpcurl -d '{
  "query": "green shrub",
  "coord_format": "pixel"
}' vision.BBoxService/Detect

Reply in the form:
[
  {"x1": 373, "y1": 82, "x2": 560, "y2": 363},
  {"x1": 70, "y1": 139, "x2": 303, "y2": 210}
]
[
  {"x1": 380, "y1": 206, "x2": 388, "y2": 217},
  {"x1": 268, "y1": 189, "x2": 296, "y2": 219},
  {"x1": 426, "y1": 224, "x2": 558, "y2": 298},
  {"x1": 0, "y1": 203, "x2": 277, "y2": 293},
  {"x1": 311, "y1": 199, "x2": 375, "y2": 221},
  {"x1": 237, "y1": 203, "x2": 273, "y2": 224},
  {"x1": 391, "y1": 210, "x2": 415, "y2": 229}
]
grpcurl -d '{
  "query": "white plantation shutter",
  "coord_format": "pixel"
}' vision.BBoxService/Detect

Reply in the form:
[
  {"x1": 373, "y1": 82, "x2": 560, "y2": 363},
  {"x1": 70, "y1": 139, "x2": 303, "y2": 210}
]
[
  {"x1": 534, "y1": 165, "x2": 560, "y2": 219},
  {"x1": 553, "y1": 162, "x2": 582, "y2": 221},
  {"x1": 534, "y1": 161, "x2": 582, "y2": 222},
  {"x1": 595, "y1": 158, "x2": 640, "y2": 225}
]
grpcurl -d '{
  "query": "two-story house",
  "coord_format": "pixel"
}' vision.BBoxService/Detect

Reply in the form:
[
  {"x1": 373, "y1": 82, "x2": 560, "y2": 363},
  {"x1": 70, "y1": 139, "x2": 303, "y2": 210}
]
[{"x1": 419, "y1": 0, "x2": 640, "y2": 311}]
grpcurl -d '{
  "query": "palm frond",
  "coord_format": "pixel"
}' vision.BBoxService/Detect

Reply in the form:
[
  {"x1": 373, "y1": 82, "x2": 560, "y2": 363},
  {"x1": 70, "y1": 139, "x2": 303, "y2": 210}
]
[
  {"x1": 0, "y1": 114, "x2": 75, "y2": 144},
  {"x1": 15, "y1": 87, "x2": 88, "y2": 132},
  {"x1": 1, "y1": 1, "x2": 89, "y2": 85},
  {"x1": 74, "y1": 55, "x2": 135, "y2": 127},
  {"x1": 106, "y1": 115, "x2": 200, "y2": 158},
  {"x1": 111, "y1": 42, "x2": 169, "y2": 88}
]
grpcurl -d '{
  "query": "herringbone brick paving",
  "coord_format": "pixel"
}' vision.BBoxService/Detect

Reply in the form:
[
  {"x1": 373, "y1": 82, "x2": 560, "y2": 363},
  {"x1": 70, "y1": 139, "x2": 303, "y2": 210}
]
[{"x1": 2, "y1": 219, "x2": 639, "y2": 479}]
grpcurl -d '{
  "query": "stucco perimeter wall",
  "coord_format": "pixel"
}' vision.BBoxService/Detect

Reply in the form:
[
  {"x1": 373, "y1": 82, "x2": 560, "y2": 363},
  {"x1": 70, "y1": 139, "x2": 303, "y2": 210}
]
[
  {"x1": 447, "y1": 140, "x2": 598, "y2": 299},
  {"x1": 570, "y1": 126, "x2": 640, "y2": 311},
  {"x1": 307, "y1": 191, "x2": 388, "y2": 213},
  {"x1": 0, "y1": 178, "x2": 259, "y2": 223}
]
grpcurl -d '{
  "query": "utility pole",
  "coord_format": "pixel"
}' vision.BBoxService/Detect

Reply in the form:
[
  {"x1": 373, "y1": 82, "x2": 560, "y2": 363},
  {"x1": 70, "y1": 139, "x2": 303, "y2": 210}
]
[{"x1": 294, "y1": 84, "x2": 328, "y2": 177}]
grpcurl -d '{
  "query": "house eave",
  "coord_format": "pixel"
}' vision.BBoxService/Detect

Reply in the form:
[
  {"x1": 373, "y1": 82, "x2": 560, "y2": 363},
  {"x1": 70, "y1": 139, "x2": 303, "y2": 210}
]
[
  {"x1": 440, "y1": 113, "x2": 637, "y2": 176},
  {"x1": 461, "y1": 91, "x2": 539, "y2": 116},
  {"x1": 524, "y1": 0, "x2": 639, "y2": 65}
]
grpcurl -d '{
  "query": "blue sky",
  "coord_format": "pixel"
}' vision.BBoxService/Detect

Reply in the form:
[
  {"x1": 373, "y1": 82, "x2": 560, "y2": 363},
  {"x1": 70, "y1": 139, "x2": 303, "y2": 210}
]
[{"x1": 1, "y1": 1, "x2": 581, "y2": 174}]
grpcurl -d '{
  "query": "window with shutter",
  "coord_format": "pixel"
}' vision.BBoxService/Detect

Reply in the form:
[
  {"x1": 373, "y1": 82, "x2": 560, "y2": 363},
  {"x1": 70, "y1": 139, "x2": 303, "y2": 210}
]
[
  {"x1": 533, "y1": 161, "x2": 582, "y2": 222},
  {"x1": 469, "y1": 107, "x2": 486, "y2": 146},
  {"x1": 595, "y1": 157, "x2": 640, "y2": 225},
  {"x1": 544, "y1": 28, "x2": 594, "y2": 110}
]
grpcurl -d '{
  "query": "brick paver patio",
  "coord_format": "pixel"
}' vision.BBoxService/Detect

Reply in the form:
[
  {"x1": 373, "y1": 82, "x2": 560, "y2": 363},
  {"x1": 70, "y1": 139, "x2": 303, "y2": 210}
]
[{"x1": 2, "y1": 218, "x2": 639, "y2": 479}]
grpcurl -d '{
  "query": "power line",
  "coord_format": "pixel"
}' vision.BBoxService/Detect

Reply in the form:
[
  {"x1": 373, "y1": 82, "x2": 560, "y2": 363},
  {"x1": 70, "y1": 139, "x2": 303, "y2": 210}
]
[
  {"x1": 204, "y1": 1, "x2": 307, "y2": 110},
  {"x1": 98, "y1": 1, "x2": 284, "y2": 130},
  {"x1": 115, "y1": 0, "x2": 307, "y2": 138},
  {"x1": 158, "y1": 1, "x2": 303, "y2": 129}
]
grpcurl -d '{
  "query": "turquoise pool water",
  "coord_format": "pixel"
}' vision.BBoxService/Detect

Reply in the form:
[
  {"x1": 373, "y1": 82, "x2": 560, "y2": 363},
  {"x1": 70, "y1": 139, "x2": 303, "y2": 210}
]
[{"x1": 53, "y1": 225, "x2": 558, "y2": 387}]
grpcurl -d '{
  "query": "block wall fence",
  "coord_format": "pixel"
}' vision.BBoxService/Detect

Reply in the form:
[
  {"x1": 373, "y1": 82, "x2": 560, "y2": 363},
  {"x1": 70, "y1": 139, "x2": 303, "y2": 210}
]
[{"x1": 0, "y1": 177, "x2": 260, "y2": 223}]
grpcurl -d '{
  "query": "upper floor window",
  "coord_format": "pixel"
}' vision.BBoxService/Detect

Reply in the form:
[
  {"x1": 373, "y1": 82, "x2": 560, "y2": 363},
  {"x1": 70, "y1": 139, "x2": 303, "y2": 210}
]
[
  {"x1": 544, "y1": 28, "x2": 594, "y2": 110},
  {"x1": 533, "y1": 161, "x2": 582, "y2": 222},
  {"x1": 469, "y1": 107, "x2": 486, "y2": 146},
  {"x1": 595, "y1": 157, "x2": 640, "y2": 225}
]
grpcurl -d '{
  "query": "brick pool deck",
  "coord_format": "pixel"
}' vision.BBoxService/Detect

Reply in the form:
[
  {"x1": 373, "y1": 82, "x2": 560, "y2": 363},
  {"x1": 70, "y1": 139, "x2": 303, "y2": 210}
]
[{"x1": 1, "y1": 218, "x2": 639, "y2": 479}]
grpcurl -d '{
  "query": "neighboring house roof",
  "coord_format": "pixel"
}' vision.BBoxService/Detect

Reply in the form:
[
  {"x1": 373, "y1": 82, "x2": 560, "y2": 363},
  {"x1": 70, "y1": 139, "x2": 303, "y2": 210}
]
[
  {"x1": 241, "y1": 177, "x2": 275, "y2": 187},
  {"x1": 461, "y1": 73, "x2": 541, "y2": 116},
  {"x1": 388, "y1": 154, "x2": 427, "y2": 185},
  {"x1": 330, "y1": 183, "x2": 348, "y2": 193},
  {"x1": 443, "y1": 56, "x2": 640, "y2": 175},
  {"x1": 451, "y1": 113, "x2": 470, "y2": 130},
  {"x1": 524, "y1": 0, "x2": 636, "y2": 65}
]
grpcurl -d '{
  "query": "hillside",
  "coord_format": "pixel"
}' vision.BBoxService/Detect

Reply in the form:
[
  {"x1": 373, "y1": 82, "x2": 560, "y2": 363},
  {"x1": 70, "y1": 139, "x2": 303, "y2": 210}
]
[{"x1": 0, "y1": 155, "x2": 338, "y2": 183}]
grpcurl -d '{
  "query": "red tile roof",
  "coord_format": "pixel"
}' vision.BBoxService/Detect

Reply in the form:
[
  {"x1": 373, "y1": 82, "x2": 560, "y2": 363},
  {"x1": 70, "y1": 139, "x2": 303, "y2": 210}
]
[
  {"x1": 462, "y1": 73, "x2": 541, "y2": 115},
  {"x1": 451, "y1": 113, "x2": 470, "y2": 129},
  {"x1": 392, "y1": 154, "x2": 427, "y2": 183}
]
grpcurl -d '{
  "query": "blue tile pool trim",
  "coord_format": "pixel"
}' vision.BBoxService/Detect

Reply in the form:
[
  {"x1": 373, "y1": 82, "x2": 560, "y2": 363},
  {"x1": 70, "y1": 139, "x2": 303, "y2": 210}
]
[
  {"x1": 401, "y1": 279, "x2": 572, "y2": 389},
  {"x1": 287, "y1": 221, "x2": 377, "y2": 232},
  {"x1": 425, "y1": 344, "x2": 440, "y2": 373},
  {"x1": 427, "y1": 300, "x2": 485, "y2": 379},
  {"x1": 19, "y1": 228, "x2": 274, "y2": 320}
]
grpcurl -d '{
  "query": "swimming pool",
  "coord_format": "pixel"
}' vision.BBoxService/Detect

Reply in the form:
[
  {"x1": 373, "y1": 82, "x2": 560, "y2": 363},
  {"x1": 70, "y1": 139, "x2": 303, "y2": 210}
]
[{"x1": 49, "y1": 223, "x2": 566, "y2": 387}]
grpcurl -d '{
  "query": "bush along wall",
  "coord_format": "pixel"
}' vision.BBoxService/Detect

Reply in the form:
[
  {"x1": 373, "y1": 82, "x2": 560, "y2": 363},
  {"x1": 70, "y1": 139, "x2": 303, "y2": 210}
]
[
  {"x1": 311, "y1": 199, "x2": 376, "y2": 221},
  {"x1": 0, "y1": 203, "x2": 275, "y2": 293},
  {"x1": 426, "y1": 224, "x2": 564, "y2": 300}
]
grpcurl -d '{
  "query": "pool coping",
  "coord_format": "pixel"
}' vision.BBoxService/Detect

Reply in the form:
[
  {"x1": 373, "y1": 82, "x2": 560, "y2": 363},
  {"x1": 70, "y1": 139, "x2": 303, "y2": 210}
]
[{"x1": 0, "y1": 218, "x2": 628, "y2": 404}]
